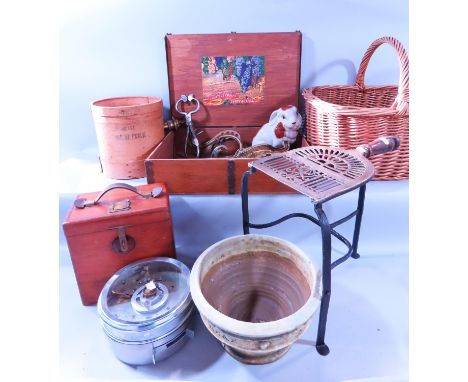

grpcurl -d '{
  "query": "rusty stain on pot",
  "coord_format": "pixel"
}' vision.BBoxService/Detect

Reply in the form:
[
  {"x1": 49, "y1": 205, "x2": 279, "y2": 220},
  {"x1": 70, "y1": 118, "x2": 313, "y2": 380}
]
[{"x1": 201, "y1": 314, "x2": 313, "y2": 363}]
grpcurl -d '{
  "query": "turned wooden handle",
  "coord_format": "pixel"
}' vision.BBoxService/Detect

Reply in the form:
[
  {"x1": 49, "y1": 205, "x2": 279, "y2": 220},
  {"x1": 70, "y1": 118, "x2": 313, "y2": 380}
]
[{"x1": 356, "y1": 136, "x2": 400, "y2": 158}]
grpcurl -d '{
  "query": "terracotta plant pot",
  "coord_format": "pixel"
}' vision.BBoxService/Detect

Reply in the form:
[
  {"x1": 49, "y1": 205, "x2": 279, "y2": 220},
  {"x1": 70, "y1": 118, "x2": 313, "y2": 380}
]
[{"x1": 190, "y1": 234, "x2": 321, "y2": 364}]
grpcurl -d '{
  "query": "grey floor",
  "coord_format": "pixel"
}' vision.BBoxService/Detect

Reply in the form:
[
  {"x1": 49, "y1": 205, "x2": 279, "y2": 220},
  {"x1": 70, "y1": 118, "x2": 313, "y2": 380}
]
[{"x1": 59, "y1": 175, "x2": 408, "y2": 382}]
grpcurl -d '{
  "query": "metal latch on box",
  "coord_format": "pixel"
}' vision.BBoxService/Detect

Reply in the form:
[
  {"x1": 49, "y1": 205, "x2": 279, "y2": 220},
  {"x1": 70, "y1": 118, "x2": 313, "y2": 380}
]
[
  {"x1": 111, "y1": 226, "x2": 136, "y2": 254},
  {"x1": 151, "y1": 328, "x2": 195, "y2": 364},
  {"x1": 108, "y1": 199, "x2": 131, "y2": 213}
]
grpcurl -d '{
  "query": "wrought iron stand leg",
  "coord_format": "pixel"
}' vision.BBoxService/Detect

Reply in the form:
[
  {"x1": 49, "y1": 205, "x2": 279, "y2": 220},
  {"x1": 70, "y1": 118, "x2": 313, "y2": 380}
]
[
  {"x1": 241, "y1": 169, "x2": 255, "y2": 235},
  {"x1": 315, "y1": 203, "x2": 332, "y2": 356},
  {"x1": 351, "y1": 185, "x2": 366, "y2": 259}
]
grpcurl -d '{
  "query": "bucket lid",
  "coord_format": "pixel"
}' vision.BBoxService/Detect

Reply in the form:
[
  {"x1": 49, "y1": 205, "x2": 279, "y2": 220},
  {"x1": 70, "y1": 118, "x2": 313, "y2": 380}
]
[{"x1": 98, "y1": 257, "x2": 191, "y2": 331}]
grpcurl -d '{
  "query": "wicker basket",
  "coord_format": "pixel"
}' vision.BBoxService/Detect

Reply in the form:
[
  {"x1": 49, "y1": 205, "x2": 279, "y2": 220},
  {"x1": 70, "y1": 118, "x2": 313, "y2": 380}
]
[{"x1": 303, "y1": 36, "x2": 409, "y2": 180}]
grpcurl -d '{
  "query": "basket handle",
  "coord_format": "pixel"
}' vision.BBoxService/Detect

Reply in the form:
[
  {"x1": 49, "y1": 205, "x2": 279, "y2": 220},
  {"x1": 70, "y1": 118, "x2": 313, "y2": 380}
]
[{"x1": 355, "y1": 36, "x2": 409, "y2": 114}]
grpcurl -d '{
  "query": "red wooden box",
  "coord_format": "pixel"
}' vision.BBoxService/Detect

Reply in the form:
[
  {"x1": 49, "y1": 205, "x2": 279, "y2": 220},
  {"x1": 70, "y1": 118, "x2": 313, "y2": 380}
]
[
  {"x1": 62, "y1": 183, "x2": 175, "y2": 305},
  {"x1": 145, "y1": 32, "x2": 303, "y2": 194}
]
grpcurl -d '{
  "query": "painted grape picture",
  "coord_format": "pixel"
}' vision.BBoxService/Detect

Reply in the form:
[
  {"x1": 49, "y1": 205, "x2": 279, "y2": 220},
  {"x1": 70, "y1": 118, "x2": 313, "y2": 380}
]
[{"x1": 201, "y1": 56, "x2": 265, "y2": 105}]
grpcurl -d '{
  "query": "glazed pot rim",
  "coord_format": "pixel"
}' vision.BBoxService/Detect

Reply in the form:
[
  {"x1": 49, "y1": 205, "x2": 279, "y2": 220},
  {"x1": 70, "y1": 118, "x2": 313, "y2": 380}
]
[{"x1": 189, "y1": 234, "x2": 322, "y2": 338}]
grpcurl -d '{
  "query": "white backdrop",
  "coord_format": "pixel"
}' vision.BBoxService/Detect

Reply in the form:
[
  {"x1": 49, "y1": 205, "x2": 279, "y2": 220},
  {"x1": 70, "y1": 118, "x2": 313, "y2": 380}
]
[
  {"x1": 59, "y1": 0, "x2": 408, "y2": 161},
  {"x1": 59, "y1": 2, "x2": 409, "y2": 380}
]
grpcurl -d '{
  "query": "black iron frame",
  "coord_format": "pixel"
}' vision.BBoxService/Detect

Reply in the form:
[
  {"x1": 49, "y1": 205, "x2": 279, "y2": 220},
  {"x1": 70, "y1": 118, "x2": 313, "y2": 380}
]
[{"x1": 241, "y1": 167, "x2": 367, "y2": 356}]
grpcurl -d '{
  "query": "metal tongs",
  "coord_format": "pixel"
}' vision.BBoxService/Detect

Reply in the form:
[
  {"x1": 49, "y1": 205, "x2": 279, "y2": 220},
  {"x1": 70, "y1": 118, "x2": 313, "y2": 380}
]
[{"x1": 175, "y1": 94, "x2": 201, "y2": 158}]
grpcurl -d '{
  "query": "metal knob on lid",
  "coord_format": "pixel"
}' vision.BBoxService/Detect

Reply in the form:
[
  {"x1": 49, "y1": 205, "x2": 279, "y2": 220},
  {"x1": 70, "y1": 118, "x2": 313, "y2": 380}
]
[
  {"x1": 131, "y1": 281, "x2": 169, "y2": 314},
  {"x1": 97, "y1": 257, "x2": 195, "y2": 365}
]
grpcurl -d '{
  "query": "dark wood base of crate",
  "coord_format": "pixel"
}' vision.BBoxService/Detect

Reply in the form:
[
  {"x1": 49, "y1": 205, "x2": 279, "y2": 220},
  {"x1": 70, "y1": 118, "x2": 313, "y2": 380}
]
[{"x1": 145, "y1": 127, "x2": 305, "y2": 194}]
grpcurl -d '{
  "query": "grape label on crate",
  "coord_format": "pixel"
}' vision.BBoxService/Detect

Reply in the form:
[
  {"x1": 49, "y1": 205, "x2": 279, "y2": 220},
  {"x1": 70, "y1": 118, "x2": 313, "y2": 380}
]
[{"x1": 201, "y1": 56, "x2": 265, "y2": 106}]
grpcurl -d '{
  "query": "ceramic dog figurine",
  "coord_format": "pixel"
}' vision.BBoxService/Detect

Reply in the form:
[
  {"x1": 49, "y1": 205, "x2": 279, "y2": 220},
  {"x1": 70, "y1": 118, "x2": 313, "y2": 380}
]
[{"x1": 252, "y1": 105, "x2": 302, "y2": 148}]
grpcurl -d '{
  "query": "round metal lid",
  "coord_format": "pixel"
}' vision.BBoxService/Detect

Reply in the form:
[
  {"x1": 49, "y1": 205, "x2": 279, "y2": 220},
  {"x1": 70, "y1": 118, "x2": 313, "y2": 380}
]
[{"x1": 98, "y1": 257, "x2": 191, "y2": 329}]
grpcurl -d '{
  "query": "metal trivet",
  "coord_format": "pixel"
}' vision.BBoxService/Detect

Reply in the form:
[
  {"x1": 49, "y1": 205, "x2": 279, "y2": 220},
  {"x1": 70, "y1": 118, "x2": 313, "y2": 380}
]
[
  {"x1": 251, "y1": 146, "x2": 375, "y2": 204},
  {"x1": 240, "y1": 136, "x2": 400, "y2": 356}
]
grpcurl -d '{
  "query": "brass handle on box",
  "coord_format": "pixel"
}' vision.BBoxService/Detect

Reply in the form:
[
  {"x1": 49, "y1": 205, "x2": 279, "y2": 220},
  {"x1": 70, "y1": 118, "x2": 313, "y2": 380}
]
[{"x1": 74, "y1": 183, "x2": 163, "y2": 209}]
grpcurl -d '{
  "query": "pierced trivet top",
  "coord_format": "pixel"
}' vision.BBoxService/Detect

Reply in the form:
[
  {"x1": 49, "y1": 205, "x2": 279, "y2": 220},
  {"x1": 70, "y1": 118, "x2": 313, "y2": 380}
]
[{"x1": 250, "y1": 146, "x2": 375, "y2": 203}]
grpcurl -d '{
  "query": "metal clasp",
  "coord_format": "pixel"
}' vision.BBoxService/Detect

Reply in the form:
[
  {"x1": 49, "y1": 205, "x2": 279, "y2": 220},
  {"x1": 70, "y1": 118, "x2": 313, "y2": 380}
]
[
  {"x1": 111, "y1": 226, "x2": 136, "y2": 254},
  {"x1": 108, "y1": 199, "x2": 131, "y2": 213}
]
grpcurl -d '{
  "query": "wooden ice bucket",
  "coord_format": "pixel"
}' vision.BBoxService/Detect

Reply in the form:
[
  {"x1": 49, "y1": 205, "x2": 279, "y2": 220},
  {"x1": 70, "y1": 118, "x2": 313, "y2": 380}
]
[{"x1": 91, "y1": 96, "x2": 164, "y2": 179}]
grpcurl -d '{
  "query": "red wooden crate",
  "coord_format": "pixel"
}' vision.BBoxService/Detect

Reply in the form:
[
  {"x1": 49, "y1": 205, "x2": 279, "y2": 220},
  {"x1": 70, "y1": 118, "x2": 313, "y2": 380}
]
[{"x1": 145, "y1": 32, "x2": 303, "y2": 194}]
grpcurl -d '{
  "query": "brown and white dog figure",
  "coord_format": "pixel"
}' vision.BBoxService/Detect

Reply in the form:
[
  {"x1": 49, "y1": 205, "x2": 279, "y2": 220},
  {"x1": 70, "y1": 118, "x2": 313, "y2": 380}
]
[{"x1": 251, "y1": 105, "x2": 302, "y2": 148}]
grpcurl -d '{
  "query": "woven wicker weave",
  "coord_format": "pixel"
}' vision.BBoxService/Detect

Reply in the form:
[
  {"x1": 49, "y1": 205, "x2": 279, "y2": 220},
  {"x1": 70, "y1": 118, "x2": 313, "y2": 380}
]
[{"x1": 303, "y1": 36, "x2": 409, "y2": 180}]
